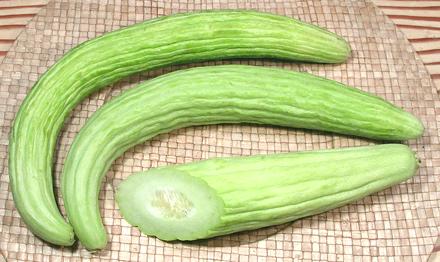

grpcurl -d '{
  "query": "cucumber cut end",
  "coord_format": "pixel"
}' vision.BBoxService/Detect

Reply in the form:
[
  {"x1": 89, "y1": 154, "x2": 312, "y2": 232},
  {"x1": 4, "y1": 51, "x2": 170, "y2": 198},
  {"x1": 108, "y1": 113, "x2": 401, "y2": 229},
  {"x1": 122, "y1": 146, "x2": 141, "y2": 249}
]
[{"x1": 116, "y1": 169, "x2": 224, "y2": 241}]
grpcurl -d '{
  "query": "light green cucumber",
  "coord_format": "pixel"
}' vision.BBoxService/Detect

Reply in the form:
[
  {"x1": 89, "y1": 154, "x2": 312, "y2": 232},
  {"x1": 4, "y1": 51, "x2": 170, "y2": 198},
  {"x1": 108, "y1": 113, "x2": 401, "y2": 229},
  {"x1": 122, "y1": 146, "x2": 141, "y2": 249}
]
[
  {"x1": 61, "y1": 65, "x2": 423, "y2": 250},
  {"x1": 116, "y1": 144, "x2": 418, "y2": 241},
  {"x1": 9, "y1": 10, "x2": 351, "y2": 246}
]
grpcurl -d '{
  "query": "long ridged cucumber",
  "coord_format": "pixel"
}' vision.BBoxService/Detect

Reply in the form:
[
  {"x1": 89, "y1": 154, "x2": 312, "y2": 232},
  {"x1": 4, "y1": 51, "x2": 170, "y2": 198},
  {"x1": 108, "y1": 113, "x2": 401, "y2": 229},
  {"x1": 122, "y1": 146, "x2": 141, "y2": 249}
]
[
  {"x1": 8, "y1": 10, "x2": 351, "y2": 245},
  {"x1": 116, "y1": 144, "x2": 418, "y2": 241},
  {"x1": 61, "y1": 65, "x2": 423, "y2": 250}
]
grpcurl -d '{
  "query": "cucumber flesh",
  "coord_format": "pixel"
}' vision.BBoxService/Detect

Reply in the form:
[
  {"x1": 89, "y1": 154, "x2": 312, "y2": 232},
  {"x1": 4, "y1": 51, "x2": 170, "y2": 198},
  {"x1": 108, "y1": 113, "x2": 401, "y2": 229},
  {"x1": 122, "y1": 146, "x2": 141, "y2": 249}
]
[
  {"x1": 116, "y1": 144, "x2": 418, "y2": 241},
  {"x1": 116, "y1": 169, "x2": 224, "y2": 241}
]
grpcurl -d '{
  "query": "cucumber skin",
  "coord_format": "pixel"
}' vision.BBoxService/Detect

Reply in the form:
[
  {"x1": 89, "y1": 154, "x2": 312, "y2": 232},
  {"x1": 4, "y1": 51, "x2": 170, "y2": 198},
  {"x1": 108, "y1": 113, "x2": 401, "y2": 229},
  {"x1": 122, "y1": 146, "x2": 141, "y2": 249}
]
[
  {"x1": 178, "y1": 144, "x2": 418, "y2": 239},
  {"x1": 8, "y1": 10, "x2": 351, "y2": 246},
  {"x1": 118, "y1": 144, "x2": 418, "y2": 241},
  {"x1": 61, "y1": 65, "x2": 423, "y2": 250}
]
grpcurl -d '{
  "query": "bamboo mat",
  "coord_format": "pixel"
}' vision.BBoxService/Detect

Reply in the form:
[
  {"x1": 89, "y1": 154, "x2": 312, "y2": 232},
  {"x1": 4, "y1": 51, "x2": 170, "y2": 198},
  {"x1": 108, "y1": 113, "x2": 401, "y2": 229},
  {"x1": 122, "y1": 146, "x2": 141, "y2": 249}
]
[{"x1": 0, "y1": 0, "x2": 439, "y2": 261}]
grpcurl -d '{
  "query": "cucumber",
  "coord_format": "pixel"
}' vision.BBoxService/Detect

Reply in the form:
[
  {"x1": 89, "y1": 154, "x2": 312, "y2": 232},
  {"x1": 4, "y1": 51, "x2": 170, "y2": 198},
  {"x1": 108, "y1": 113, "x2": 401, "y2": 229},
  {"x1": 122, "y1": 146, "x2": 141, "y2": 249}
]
[
  {"x1": 8, "y1": 10, "x2": 351, "y2": 245},
  {"x1": 61, "y1": 65, "x2": 423, "y2": 250},
  {"x1": 116, "y1": 144, "x2": 418, "y2": 241},
  {"x1": 117, "y1": 169, "x2": 224, "y2": 241}
]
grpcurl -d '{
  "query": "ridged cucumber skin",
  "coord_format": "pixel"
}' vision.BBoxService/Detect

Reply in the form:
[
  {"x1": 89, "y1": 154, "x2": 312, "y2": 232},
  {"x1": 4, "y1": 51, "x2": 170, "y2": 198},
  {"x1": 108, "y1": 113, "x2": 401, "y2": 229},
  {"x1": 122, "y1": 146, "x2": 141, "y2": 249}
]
[
  {"x1": 8, "y1": 10, "x2": 351, "y2": 246},
  {"x1": 117, "y1": 144, "x2": 418, "y2": 241},
  {"x1": 61, "y1": 65, "x2": 423, "y2": 250}
]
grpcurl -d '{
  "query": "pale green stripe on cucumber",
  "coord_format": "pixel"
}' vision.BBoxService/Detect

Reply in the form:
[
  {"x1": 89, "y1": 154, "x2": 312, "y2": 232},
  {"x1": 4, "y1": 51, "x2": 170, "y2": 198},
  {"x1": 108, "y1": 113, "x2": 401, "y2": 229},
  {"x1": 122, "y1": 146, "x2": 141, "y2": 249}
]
[
  {"x1": 61, "y1": 65, "x2": 423, "y2": 250},
  {"x1": 9, "y1": 10, "x2": 351, "y2": 246},
  {"x1": 116, "y1": 144, "x2": 418, "y2": 241}
]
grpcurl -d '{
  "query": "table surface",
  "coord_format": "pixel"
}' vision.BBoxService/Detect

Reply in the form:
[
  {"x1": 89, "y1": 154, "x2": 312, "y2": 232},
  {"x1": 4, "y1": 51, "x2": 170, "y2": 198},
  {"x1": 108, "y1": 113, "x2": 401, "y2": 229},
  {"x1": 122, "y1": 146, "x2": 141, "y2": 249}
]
[{"x1": 0, "y1": 0, "x2": 438, "y2": 261}]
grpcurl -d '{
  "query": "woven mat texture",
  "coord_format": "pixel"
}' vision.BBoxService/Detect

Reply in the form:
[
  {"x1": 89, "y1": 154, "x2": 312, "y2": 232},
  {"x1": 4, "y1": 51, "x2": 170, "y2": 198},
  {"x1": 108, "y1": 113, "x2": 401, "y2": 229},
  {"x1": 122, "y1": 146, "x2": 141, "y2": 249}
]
[{"x1": 0, "y1": 0, "x2": 439, "y2": 261}]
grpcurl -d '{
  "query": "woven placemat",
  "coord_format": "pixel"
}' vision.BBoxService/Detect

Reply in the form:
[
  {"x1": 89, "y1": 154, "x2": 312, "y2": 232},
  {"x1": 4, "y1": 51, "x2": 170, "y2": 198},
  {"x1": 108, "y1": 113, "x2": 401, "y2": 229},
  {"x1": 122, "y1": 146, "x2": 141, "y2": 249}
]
[{"x1": 0, "y1": 0, "x2": 439, "y2": 261}]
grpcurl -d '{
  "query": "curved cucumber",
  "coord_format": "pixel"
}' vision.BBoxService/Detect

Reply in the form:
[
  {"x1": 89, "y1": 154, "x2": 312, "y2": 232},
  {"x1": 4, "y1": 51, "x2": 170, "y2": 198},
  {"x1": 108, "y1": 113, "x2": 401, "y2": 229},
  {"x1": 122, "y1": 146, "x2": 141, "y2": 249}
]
[
  {"x1": 8, "y1": 10, "x2": 351, "y2": 245},
  {"x1": 116, "y1": 144, "x2": 418, "y2": 241},
  {"x1": 61, "y1": 65, "x2": 423, "y2": 250}
]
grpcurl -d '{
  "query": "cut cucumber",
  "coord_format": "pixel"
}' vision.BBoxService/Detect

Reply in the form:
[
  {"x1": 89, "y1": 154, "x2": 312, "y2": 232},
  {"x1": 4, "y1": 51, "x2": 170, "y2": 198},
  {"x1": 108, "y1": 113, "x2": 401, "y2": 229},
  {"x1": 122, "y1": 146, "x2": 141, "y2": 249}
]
[
  {"x1": 117, "y1": 169, "x2": 224, "y2": 241},
  {"x1": 116, "y1": 144, "x2": 418, "y2": 241}
]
